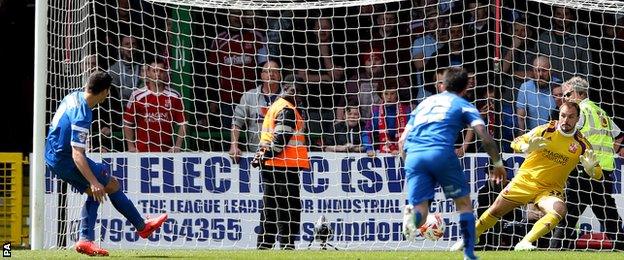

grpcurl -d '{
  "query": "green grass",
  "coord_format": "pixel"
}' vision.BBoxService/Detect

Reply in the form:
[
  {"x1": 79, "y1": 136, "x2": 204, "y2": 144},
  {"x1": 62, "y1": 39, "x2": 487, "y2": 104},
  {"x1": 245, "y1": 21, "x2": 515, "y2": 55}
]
[{"x1": 11, "y1": 250, "x2": 624, "y2": 260}]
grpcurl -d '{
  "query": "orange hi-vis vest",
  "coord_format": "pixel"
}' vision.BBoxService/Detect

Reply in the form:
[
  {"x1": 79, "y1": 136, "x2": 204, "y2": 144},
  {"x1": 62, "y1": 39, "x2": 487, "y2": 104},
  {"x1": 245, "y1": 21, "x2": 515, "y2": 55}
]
[{"x1": 259, "y1": 98, "x2": 310, "y2": 169}]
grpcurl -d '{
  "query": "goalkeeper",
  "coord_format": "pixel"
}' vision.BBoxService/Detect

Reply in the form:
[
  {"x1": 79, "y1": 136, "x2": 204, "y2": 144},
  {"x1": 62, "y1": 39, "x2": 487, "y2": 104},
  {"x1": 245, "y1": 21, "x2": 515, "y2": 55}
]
[
  {"x1": 251, "y1": 74, "x2": 310, "y2": 249},
  {"x1": 45, "y1": 71, "x2": 168, "y2": 256},
  {"x1": 452, "y1": 101, "x2": 602, "y2": 251}
]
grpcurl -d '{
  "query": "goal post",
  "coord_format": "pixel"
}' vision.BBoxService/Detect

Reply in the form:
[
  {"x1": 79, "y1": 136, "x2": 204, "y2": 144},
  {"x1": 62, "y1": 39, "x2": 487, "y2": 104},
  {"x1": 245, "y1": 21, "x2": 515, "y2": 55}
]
[{"x1": 32, "y1": 0, "x2": 49, "y2": 250}]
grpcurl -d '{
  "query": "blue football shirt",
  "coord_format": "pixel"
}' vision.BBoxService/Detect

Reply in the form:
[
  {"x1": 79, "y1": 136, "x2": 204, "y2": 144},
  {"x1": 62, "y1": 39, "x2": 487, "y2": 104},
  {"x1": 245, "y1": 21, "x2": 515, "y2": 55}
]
[
  {"x1": 45, "y1": 91, "x2": 92, "y2": 173},
  {"x1": 403, "y1": 91, "x2": 484, "y2": 153}
]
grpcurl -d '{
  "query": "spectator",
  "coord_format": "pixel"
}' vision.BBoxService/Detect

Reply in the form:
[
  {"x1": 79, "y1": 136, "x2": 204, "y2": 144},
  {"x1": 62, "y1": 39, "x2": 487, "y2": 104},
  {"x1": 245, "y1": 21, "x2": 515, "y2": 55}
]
[
  {"x1": 82, "y1": 54, "x2": 98, "y2": 85},
  {"x1": 499, "y1": 21, "x2": 538, "y2": 150},
  {"x1": 109, "y1": 36, "x2": 142, "y2": 106},
  {"x1": 365, "y1": 9, "x2": 412, "y2": 98},
  {"x1": 409, "y1": 2, "x2": 437, "y2": 36},
  {"x1": 370, "y1": 85, "x2": 412, "y2": 154},
  {"x1": 265, "y1": 10, "x2": 294, "y2": 68},
  {"x1": 549, "y1": 84, "x2": 563, "y2": 121},
  {"x1": 336, "y1": 49, "x2": 383, "y2": 122},
  {"x1": 123, "y1": 58, "x2": 187, "y2": 152},
  {"x1": 465, "y1": 0, "x2": 494, "y2": 67},
  {"x1": 453, "y1": 69, "x2": 475, "y2": 157},
  {"x1": 537, "y1": 6, "x2": 592, "y2": 81},
  {"x1": 344, "y1": 4, "x2": 375, "y2": 51},
  {"x1": 515, "y1": 56, "x2": 558, "y2": 133},
  {"x1": 87, "y1": 54, "x2": 124, "y2": 153},
  {"x1": 550, "y1": 77, "x2": 624, "y2": 250},
  {"x1": 155, "y1": 18, "x2": 174, "y2": 69},
  {"x1": 294, "y1": 16, "x2": 346, "y2": 141},
  {"x1": 476, "y1": 86, "x2": 498, "y2": 147},
  {"x1": 324, "y1": 106, "x2": 374, "y2": 156},
  {"x1": 229, "y1": 60, "x2": 282, "y2": 163},
  {"x1": 423, "y1": 18, "x2": 476, "y2": 94},
  {"x1": 204, "y1": 9, "x2": 268, "y2": 130},
  {"x1": 92, "y1": 0, "x2": 150, "y2": 67},
  {"x1": 501, "y1": 20, "x2": 537, "y2": 91},
  {"x1": 411, "y1": 7, "x2": 448, "y2": 101},
  {"x1": 465, "y1": 0, "x2": 489, "y2": 37}
]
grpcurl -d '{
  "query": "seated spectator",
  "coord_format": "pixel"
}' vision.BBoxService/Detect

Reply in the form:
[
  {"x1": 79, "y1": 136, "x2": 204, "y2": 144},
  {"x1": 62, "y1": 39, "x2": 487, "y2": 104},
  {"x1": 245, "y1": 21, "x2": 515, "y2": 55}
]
[
  {"x1": 370, "y1": 85, "x2": 411, "y2": 155},
  {"x1": 123, "y1": 58, "x2": 187, "y2": 152},
  {"x1": 515, "y1": 56, "x2": 558, "y2": 134},
  {"x1": 324, "y1": 106, "x2": 374, "y2": 156},
  {"x1": 109, "y1": 36, "x2": 142, "y2": 106},
  {"x1": 336, "y1": 49, "x2": 383, "y2": 122},
  {"x1": 229, "y1": 60, "x2": 282, "y2": 162}
]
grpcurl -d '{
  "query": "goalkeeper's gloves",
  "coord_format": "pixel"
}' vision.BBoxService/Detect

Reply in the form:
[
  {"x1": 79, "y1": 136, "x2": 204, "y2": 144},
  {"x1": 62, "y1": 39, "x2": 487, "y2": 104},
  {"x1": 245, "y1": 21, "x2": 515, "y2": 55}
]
[
  {"x1": 520, "y1": 137, "x2": 548, "y2": 154},
  {"x1": 580, "y1": 149, "x2": 600, "y2": 178}
]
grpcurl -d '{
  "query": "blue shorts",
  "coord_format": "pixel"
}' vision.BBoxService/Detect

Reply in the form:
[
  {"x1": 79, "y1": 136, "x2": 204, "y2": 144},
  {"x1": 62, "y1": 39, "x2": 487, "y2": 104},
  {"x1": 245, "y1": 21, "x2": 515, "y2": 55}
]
[
  {"x1": 47, "y1": 158, "x2": 111, "y2": 193},
  {"x1": 405, "y1": 149, "x2": 469, "y2": 205}
]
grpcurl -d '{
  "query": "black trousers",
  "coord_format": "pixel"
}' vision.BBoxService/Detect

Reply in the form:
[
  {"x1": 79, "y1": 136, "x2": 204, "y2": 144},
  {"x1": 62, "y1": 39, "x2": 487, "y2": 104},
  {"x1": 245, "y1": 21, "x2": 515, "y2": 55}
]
[
  {"x1": 550, "y1": 169, "x2": 624, "y2": 250},
  {"x1": 257, "y1": 166, "x2": 301, "y2": 249}
]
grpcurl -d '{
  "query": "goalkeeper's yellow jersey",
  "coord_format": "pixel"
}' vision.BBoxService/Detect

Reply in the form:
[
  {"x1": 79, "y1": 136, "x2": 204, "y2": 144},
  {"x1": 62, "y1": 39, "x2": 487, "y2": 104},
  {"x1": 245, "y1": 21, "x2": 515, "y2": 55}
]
[{"x1": 511, "y1": 121, "x2": 592, "y2": 189}]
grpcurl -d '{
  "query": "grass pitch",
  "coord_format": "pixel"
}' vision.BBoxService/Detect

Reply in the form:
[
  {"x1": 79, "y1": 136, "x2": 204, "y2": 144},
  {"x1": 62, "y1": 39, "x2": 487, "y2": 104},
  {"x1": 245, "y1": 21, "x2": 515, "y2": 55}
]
[{"x1": 12, "y1": 250, "x2": 624, "y2": 259}]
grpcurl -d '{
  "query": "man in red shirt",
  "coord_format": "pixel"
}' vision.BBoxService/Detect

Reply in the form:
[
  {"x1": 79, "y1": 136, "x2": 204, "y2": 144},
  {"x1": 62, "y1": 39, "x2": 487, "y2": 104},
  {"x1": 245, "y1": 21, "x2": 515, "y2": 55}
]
[
  {"x1": 123, "y1": 58, "x2": 187, "y2": 152},
  {"x1": 205, "y1": 10, "x2": 267, "y2": 129}
]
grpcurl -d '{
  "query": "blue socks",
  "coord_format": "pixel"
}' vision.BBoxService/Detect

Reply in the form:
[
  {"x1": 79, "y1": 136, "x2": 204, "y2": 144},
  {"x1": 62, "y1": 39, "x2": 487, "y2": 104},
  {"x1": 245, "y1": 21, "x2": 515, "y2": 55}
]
[
  {"x1": 109, "y1": 190, "x2": 145, "y2": 231},
  {"x1": 414, "y1": 211, "x2": 423, "y2": 227},
  {"x1": 80, "y1": 196, "x2": 100, "y2": 241},
  {"x1": 459, "y1": 212, "x2": 476, "y2": 258},
  {"x1": 459, "y1": 212, "x2": 477, "y2": 259}
]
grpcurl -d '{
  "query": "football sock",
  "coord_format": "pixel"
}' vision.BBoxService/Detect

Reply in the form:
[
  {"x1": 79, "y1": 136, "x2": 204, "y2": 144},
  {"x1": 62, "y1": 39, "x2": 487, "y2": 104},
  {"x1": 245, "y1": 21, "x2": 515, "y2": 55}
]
[
  {"x1": 80, "y1": 196, "x2": 100, "y2": 241},
  {"x1": 523, "y1": 211, "x2": 562, "y2": 243},
  {"x1": 475, "y1": 209, "x2": 499, "y2": 237},
  {"x1": 414, "y1": 211, "x2": 423, "y2": 227},
  {"x1": 109, "y1": 190, "x2": 145, "y2": 231},
  {"x1": 460, "y1": 212, "x2": 477, "y2": 258}
]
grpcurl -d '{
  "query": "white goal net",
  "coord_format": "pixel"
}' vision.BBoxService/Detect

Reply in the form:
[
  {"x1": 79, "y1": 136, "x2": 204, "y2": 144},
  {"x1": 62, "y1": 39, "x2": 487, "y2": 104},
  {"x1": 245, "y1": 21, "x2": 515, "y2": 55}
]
[{"x1": 37, "y1": 0, "x2": 624, "y2": 251}]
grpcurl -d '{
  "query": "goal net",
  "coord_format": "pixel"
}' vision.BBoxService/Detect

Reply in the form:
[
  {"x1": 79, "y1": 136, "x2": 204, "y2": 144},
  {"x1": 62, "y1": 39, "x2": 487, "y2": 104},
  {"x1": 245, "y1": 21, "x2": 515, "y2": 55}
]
[{"x1": 37, "y1": 0, "x2": 624, "y2": 251}]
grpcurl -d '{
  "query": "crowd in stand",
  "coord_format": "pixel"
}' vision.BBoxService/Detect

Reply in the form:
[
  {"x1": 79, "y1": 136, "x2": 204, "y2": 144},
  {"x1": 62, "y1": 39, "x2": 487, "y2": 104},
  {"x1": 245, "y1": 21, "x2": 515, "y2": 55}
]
[{"x1": 84, "y1": 0, "x2": 624, "y2": 157}]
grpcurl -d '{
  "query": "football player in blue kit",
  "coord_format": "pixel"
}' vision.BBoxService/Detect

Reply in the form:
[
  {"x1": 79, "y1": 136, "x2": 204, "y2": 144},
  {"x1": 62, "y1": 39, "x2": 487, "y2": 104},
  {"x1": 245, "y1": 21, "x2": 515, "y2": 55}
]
[{"x1": 399, "y1": 67, "x2": 506, "y2": 260}]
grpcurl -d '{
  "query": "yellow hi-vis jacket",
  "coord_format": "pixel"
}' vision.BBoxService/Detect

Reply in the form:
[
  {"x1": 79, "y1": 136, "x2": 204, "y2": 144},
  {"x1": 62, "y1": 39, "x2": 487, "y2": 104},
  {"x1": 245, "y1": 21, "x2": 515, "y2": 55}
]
[{"x1": 579, "y1": 99, "x2": 616, "y2": 171}]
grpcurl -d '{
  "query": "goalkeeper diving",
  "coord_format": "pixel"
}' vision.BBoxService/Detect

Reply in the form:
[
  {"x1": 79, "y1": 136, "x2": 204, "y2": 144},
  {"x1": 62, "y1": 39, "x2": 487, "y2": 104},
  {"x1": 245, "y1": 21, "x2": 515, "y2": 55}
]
[{"x1": 451, "y1": 101, "x2": 602, "y2": 251}]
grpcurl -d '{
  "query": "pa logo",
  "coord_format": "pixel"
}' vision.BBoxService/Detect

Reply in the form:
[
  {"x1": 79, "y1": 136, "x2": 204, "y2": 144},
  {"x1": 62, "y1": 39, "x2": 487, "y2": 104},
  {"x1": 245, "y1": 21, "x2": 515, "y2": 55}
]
[{"x1": 2, "y1": 242, "x2": 10, "y2": 257}]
